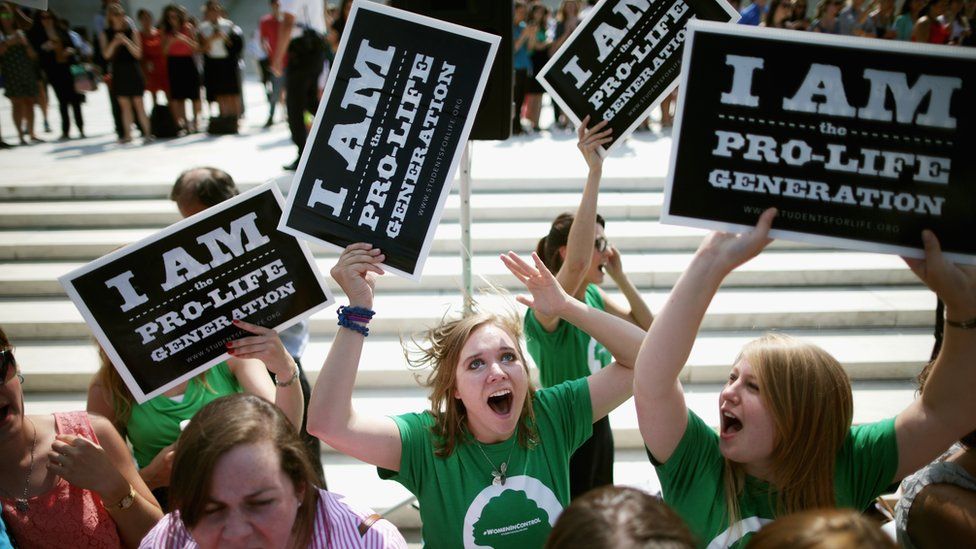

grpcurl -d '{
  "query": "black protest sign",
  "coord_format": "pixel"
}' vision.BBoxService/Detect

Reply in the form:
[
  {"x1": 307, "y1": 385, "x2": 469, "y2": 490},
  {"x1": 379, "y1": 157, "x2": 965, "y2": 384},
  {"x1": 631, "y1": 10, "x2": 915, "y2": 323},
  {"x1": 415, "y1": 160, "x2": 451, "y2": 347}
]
[
  {"x1": 280, "y1": 1, "x2": 499, "y2": 280},
  {"x1": 536, "y1": 0, "x2": 737, "y2": 154},
  {"x1": 60, "y1": 184, "x2": 333, "y2": 403},
  {"x1": 663, "y1": 22, "x2": 976, "y2": 263}
]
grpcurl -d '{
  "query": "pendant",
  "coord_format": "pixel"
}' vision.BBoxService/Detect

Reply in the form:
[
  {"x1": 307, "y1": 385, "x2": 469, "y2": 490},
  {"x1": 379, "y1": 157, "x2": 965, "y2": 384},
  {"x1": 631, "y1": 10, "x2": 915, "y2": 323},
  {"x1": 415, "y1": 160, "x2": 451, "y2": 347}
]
[
  {"x1": 491, "y1": 462, "x2": 508, "y2": 486},
  {"x1": 15, "y1": 498, "x2": 28, "y2": 513}
]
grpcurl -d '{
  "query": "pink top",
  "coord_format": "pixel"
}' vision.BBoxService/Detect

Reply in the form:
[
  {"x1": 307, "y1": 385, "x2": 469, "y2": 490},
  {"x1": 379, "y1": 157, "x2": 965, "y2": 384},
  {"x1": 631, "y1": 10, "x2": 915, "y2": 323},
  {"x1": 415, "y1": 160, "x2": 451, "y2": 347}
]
[
  {"x1": 0, "y1": 412, "x2": 121, "y2": 549},
  {"x1": 140, "y1": 489, "x2": 407, "y2": 548}
]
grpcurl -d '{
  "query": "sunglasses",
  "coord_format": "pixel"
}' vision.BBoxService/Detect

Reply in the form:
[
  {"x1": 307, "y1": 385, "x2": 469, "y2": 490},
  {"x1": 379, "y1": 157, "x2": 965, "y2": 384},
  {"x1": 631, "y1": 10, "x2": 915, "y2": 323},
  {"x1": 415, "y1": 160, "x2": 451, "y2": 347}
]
[
  {"x1": 1, "y1": 349, "x2": 16, "y2": 384},
  {"x1": 594, "y1": 237, "x2": 609, "y2": 253}
]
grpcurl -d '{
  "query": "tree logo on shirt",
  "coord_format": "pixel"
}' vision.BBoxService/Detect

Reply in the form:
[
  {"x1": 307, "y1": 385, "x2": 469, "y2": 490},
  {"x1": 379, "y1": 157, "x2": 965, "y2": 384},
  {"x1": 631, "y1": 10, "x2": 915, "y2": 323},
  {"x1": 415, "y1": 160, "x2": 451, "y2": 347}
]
[
  {"x1": 463, "y1": 475, "x2": 563, "y2": 548},
  {"x1": 587, "y1": 337, "x2": 611, "y2": 374}
]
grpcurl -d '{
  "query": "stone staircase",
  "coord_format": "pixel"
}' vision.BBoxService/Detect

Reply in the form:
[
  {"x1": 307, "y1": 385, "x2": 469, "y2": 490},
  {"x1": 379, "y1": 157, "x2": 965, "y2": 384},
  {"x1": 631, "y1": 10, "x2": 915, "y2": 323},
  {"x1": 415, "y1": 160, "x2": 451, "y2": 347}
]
[{"x1": 0, "y1": 82, "x2": 934, "y2": 532}]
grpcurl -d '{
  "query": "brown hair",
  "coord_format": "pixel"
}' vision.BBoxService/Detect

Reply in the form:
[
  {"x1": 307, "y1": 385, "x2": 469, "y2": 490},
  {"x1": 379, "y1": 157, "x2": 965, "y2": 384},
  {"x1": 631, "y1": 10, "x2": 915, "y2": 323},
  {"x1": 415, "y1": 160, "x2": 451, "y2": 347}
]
[
  {"x1": 406, "y1": 310, "x2": 538, "y2": 457},
  {"x1": 545, "y1": 486, "x2": 696, "y2": 548},
  {"x1": 746, "y1": 509, "x2": 896, "y2": 548},
  {"x1": 917, "y1": 360, "x2": 976, "y2": 449},
  {"x1": 723, "y1": 334, "x2": 853, "y2": 528},
  {"x1": 170, "y1": 393, "x2": 320, "y2": 548},
  {"x1": 169, "y1": 166, "x2": 239, "y2": 208},
  {"x1": 536, "y1": 212, "x2": 606, "y2": 274}
]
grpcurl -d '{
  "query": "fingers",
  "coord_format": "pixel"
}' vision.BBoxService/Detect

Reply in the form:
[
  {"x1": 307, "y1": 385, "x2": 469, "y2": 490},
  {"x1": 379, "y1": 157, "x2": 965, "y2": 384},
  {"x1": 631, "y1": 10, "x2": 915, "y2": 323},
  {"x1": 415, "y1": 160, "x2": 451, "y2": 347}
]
[
  {"x1": 530, "y1": 252, "x2": 557, "y2": 280},
  {"x1": 754, "y1": 207, "x2": 777, "y2": 237},
  {"x1": 921, "y1": 229, "x2": 943, "y2": 265},
  {"x1": 230, "y1": 318, "x2": 271, "y2": 336},
  {"x1": 515, "y1": 295, "x2": 535, "y2": 309}
]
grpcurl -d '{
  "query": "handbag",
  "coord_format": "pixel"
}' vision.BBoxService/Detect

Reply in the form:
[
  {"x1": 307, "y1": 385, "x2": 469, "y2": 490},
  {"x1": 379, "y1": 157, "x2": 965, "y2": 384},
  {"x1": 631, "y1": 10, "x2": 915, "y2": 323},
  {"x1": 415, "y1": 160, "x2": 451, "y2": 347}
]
[
  {"x1": 287, "y1": 5, "x2": 327, "y2": 66},
  {"x1": 70, "y1": 63, "x2": 96, "y2": 93}
]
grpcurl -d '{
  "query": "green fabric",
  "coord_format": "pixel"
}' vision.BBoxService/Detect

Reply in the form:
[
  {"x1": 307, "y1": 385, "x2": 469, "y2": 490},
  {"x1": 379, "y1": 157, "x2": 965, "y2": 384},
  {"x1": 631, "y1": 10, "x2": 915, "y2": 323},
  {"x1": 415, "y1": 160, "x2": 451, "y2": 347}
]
[
  {"x1": 379, "y1": 378, "x2": 593, "y2": 548},
  {"x1": 893, "y1": 14, "x2": 914, "y2": 40},
  {"x1": 128, "y1": 362, "x2": 242, "y2": 468},
  {"x1": 651, "y1": 410, "x2": 899, "y2": 548},
  {"x1": 525, "y1": 284, "x2": 612, "y2": 388}
]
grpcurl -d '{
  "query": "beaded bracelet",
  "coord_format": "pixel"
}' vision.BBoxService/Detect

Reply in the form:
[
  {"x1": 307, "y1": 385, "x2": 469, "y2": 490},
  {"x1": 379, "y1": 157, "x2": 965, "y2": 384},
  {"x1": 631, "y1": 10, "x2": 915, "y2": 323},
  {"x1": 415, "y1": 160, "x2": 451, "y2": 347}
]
[{"x1": 337, "y1": 305, "x2": 375, "y2": 337}]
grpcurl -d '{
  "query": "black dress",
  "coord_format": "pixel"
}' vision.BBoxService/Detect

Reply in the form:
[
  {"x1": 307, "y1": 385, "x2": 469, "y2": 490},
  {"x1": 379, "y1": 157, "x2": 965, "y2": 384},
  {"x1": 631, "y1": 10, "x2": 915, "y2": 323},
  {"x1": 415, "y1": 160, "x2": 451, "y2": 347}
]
[{"x1": 105, "y1": 27, "x2": 145, "y2": 97}]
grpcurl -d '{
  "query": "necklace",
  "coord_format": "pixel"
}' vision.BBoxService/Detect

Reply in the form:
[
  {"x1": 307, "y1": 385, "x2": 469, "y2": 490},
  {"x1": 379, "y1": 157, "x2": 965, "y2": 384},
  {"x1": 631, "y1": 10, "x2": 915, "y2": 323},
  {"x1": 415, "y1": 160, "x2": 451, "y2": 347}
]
[
  {"x1": 14, "y1": 417, "x2": 36, "y2": 513},
  {"x1": 475, "y1": 431, "x2": 517, "y2": 486}
]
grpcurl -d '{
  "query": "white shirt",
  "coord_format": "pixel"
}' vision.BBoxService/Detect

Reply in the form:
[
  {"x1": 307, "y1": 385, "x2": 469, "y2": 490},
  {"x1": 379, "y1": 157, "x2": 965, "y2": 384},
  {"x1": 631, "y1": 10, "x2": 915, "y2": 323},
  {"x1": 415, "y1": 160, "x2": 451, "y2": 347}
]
[
  {"x1": 198, "y1": 18, "x2": 236, "y2": 58},
  {"x1": 280, "y1": 0, "x2": 327, "y2": 38}
]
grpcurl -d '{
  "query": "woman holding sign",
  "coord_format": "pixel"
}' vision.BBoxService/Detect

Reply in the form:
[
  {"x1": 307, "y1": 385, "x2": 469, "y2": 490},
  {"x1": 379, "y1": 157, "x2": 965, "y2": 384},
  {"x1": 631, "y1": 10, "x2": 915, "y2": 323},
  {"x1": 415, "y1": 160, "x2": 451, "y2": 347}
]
[
  {"x1": 634, "y1": 209, "x2": 976, "y2": 547},
  {"x1": 529, "y1": 117, "x2": 652, "y2": 499},
  {"x1": 307, "y1": 238, "x2": 644, "y2": 546},
  {"x1": 0, "y1": 326, "x2": 163, "y2": 547},
  {"x1": 87, "y1": 320, "x2": 304, "y2": 509}
]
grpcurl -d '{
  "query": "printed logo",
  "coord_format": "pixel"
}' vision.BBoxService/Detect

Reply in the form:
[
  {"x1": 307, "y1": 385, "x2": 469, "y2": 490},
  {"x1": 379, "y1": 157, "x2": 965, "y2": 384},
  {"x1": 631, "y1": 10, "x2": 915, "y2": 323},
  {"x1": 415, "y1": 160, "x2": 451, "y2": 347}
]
[{"x1": 462, "y1": 475, "x2": 562, "y2": 548}]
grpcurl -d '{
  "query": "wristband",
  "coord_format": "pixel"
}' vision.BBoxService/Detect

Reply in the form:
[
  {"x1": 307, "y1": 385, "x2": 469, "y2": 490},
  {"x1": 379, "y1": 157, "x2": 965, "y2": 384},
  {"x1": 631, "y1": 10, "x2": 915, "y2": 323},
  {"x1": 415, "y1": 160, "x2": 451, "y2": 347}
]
[
  {"x1": 945, "y1": 316, "x2": 976, "y2": 329},
  {"x1": 337, "y1": 305, "x2": 374, "y2": 337}
]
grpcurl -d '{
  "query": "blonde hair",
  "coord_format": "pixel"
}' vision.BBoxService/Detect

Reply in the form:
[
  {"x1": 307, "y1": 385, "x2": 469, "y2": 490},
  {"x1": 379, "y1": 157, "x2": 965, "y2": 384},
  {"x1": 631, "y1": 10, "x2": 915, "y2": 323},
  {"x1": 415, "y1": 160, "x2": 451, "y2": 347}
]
[
  {"x1": 405, "y1": 310, "x2": 538, "y2": 457},
  {"x1": 95, "y1": 344, "x2": 215, "y2": 434},
  {"x1": 722, "y1": 334, "x2": 853, "y2": 528},
  {"x1": 746, "y1": 508, "x2": 896, "y2": 548}
]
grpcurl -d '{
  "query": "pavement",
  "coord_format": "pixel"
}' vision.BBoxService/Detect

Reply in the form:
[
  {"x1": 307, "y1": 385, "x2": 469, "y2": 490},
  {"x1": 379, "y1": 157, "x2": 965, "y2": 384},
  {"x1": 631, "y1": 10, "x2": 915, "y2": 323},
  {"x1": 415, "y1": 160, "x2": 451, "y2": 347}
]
[{"x1": 0, "y1": 77, "x2": 676, "y2": 194}]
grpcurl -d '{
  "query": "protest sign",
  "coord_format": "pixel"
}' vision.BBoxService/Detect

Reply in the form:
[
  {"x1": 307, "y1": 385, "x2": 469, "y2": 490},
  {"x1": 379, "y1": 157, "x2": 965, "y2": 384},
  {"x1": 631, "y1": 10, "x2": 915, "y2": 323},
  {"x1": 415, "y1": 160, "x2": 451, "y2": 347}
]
[
  {"x1": 536, "y1": 0, "x2": 738, "y2": 154},
  {"x1": 60, "y1": 183, "x2": 333, "y2": 403},
  {"x1": 279, "y1": 0, "x2": 499, "y2": 280},
  {"x1": 662, "y1": 21, "x2": 976, "y2": 264}
]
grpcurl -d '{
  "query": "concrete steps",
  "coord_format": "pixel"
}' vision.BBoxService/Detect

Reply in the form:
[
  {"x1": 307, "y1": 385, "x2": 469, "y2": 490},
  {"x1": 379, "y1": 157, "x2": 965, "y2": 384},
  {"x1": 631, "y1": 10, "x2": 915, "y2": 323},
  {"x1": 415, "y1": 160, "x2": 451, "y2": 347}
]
[
  {"x1": 0, "y1": 250, "x2": 918, "y2": 296},
  {"x1": 0, "y1": 286, "x2": 935, "y2": 341}
]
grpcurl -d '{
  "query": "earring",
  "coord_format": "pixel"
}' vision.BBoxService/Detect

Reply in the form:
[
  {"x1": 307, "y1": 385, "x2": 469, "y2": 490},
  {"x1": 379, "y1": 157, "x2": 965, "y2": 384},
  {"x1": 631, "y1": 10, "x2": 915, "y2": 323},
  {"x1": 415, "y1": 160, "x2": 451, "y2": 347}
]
[{"x1": 17, "y1": 373, "x2": 24, "y2": 384}]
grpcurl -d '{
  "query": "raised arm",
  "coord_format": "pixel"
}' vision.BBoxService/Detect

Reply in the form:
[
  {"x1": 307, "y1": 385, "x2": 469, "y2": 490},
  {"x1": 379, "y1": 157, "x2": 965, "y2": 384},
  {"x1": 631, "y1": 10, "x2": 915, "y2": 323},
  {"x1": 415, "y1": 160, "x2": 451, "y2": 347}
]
[
  {"x1": 533, "y1": 116, "x2": 612, "y2": 331},
  {"x1": 502, "y1": 251, "x2": 645, "y2": 421},
  {"x1": 634, "y1": 209, "x2": 775, "y2": 463},
  {"x1": 306, "y1": 244, "x2": 402, "y2": 472},
  {"x1": 602, "y1": 245, "x2": 654, "y2": 329},
  {"x1": 226, "y1": 319, "x2": 304, "y2": 429},
  {"x1": 892, "y1": 231, "x2": 976, "y2": 481}
]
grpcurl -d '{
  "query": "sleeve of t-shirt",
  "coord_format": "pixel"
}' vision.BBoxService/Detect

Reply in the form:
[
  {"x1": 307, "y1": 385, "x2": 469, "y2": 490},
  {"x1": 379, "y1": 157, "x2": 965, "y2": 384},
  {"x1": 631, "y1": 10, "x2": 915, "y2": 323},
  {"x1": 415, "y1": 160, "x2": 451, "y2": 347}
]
[
  {"x1": 649, "y1": 410, "x2": 724, "y2": 502},
  {"x1": 376, "y1": 412, "x2": 427, "y2": 495},
  {"x1": 839, "y1": 417, "x2": 899, "y2": 509},
  {"x1": 533, "y1": 377, "x2": 594, "y2": 455},
  {"x1": 279, "y1": 0, "x2": 299, "y2": 17}
]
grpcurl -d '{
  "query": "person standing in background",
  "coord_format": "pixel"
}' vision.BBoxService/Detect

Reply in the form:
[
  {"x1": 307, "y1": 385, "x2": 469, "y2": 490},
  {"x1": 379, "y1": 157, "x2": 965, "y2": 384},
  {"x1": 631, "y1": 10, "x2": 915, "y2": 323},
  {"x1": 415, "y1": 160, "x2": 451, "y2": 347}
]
[
  {"x1": 259, "y1": 0, "x2": 285, "y2": 127},
  {"x1": 272, "y1": 0, "x2": 327, "y2": 171}
]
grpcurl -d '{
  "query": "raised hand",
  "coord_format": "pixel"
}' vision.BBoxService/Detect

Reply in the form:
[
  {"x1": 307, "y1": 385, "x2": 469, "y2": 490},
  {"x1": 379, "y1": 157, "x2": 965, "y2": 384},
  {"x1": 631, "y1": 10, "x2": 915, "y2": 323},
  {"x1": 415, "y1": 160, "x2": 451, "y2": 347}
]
[
  {"x1": 577, "y1": 115, "x2": 612, "y2": 171},
  {"x1": 330, "y1": 243, "x2": 385, "y2": 308},
  {"x1": 501, "y1": 251, "x2": 573, "y2": 318},
  {"x1": 605, "y1": 244, "x2": 624, "y2": 280},
  {"x1": 49, "y1": 434, "x2": 129, "y2": 500},
  {"x1": 696, "y1": 207, "x2": 776, "y2": 275},
  {"x1": 903, "y1": 231, "x2": 976, "y2": 319},
  {"x1": 226, "y1": 319, "x2": 297, "y2": 378}
]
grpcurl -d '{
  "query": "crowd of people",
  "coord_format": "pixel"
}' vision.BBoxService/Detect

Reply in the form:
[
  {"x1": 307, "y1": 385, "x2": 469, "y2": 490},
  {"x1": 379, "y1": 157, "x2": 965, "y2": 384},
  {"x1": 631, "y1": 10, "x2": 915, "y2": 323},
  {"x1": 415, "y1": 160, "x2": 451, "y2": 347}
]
[
  {"x1": 512, "y1": 0, "x2": 974, "y2": 135},
  {"x1": 1, "y1": 0, "x2": 975, "y2": 548},
  {"x1": 2, "y1": 119, "x2": 975, "y2": 547},
  {"x1": 0, "y1": 0, "x2": 343, "y2": 158}
]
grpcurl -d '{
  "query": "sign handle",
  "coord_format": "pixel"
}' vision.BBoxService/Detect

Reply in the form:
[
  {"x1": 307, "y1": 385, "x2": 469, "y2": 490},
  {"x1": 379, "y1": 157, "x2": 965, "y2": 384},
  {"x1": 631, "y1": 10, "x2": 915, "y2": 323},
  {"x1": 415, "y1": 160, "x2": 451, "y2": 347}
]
[{"x1": 460, "y1": 141, "x2": 473, "y2": 314}]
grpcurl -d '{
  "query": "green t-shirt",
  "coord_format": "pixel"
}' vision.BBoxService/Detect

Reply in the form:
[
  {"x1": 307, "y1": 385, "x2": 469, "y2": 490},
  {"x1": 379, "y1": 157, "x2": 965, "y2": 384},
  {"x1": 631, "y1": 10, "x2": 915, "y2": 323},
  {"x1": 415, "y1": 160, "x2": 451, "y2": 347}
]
[
  {"x1": 128, "y1": 361, "x2": 243, "y2": 468},
  {"x1": 379, "y1": 378, "x2": 593, "y2": 548},
  {"x1": 525, "y1": 284, "x2": 612, "y2": 388},
  {"x1": 651, "y1": 410, "x2": 899, "y2": 548}
]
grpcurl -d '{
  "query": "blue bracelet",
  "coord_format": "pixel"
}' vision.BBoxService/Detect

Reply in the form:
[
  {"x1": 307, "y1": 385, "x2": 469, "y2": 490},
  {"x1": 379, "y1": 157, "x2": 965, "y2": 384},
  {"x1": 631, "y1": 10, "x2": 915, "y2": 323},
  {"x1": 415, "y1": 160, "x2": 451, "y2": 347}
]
[
  {"x1": 337, "y1": 305, "x2": 374, "y2": 337},
  {"x1": 339, "y1": 305, "x2": 375, "y2": 319}
]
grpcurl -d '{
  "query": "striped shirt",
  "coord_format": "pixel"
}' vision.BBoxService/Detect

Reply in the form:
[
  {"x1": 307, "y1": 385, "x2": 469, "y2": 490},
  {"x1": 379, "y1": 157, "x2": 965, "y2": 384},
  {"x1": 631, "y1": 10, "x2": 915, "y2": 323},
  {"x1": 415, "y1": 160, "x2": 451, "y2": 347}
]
[{"x1": 140, "y1": 489, "x2": 407, "y2": 548}]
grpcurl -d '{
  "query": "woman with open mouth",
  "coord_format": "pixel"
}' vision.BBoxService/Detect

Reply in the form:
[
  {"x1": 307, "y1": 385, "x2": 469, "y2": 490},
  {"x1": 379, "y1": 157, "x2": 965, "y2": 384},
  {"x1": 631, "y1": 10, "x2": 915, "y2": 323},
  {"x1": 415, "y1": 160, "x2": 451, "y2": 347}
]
[
  {"x1": 634, "y1": 209, "x2": 976, "y2": 547},
  {"x1": 0, "y1": 326, "x2": 163, "y2": 547},
  {"x1": 528, "y1": 117, "x2": 653, "y2": 500},
  {"x1": 307, "y1": 241, "x2": 644, "y2": 547}
]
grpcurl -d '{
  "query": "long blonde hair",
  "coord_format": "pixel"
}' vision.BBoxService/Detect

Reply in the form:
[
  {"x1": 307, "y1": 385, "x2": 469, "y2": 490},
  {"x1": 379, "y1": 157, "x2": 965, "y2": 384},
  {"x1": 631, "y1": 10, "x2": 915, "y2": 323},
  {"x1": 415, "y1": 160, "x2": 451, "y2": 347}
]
[
  {"x1": 722, "y1": 334, "x2": 853, "y2": 528},
  {"x1": 405, "y1": 310, "x2": 538, "y2": 457}
]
